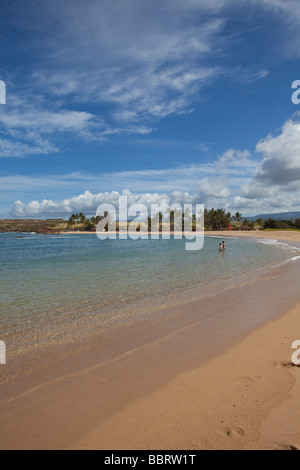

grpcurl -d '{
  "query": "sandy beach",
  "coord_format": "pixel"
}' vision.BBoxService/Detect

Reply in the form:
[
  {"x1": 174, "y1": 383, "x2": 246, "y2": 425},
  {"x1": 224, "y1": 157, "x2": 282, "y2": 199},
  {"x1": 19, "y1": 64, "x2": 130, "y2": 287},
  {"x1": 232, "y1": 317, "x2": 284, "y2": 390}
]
[
  {"x1": 70, "y1": 302, "x2": 300, "y2": 451},
  {"x1": 206, "y1": 230, "x2": 300, "y2": 243},
  {"x1": 0, "y1": 232, "x2": 299, "y2": 450},
  {"x1": 3, "y1": 0, "x2": 300, "y2": 453},
  {"x1": 64, "y1": 229, "x2": 300, "y2": 244}
]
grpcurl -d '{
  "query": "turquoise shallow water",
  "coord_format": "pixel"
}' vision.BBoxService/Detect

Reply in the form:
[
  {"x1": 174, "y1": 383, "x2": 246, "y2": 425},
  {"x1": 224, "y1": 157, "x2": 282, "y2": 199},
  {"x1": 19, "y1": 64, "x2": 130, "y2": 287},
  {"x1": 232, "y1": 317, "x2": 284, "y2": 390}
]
[{"x1": 0, "y1": 233, "x2": 299, "y2": 359}]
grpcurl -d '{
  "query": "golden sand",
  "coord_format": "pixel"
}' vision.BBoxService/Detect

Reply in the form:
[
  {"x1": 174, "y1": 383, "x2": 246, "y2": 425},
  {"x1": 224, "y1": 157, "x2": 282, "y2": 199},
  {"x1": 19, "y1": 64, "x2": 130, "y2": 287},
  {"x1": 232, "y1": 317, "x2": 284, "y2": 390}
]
[{"x1": 70, "y1": 302, "x2": 300, "y2": 450}]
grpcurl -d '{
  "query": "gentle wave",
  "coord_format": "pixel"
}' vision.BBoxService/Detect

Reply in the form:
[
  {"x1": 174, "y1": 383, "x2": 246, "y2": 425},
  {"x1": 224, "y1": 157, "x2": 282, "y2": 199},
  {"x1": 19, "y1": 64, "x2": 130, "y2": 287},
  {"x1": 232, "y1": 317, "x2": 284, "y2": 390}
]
[{"x1": 257, "y1": 238, "x2": 300, "y2": 253}]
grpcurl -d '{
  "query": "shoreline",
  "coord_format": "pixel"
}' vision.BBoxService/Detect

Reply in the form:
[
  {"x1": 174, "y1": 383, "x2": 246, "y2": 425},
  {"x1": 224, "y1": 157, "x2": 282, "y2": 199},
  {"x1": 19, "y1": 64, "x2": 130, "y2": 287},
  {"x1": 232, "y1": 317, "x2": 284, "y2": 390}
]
[
  {"x1": 56, "y1": 230, "x2": 300, "y2": 243},
  {"x1": 3, "y1": 229, "x2": 300, "y2": 245},
  {"x1": 205, "y1": 230, "x2": 300, "y2": 243},
  {"x1": 0, "y1": 240, "x2": 299, "y2": 449}
]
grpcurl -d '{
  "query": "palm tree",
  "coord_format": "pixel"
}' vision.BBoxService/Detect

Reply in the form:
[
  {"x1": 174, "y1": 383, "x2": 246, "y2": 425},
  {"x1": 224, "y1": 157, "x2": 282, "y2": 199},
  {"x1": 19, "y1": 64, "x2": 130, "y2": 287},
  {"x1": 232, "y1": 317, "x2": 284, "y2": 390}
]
[
  {"x1": 234, "y1": 212, "x2": 242, "y2": 223},
  {"x1": 79, "y1": 213, "x2": 86, "y2": 224},
  {"x1": 68, "y1": 215, "x2": 74, "y2": 226},
  {"x1": 256, "y1": 218, "x2": 264, "y2": 229}
]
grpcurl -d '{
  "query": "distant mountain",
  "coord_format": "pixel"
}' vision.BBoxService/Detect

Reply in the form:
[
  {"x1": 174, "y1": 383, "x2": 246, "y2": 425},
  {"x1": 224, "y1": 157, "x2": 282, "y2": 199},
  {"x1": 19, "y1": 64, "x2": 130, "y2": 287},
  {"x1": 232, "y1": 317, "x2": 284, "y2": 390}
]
[{"x1": 248, "y1": 212, "x2": 300, "y2": 222}]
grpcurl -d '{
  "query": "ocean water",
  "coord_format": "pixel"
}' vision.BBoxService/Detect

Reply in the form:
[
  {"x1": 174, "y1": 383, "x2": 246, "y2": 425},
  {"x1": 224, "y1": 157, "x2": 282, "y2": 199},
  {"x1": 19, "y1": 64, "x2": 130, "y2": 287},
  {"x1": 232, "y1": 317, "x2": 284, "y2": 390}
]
[{"x1": 0, "y1": 233, "x2": 299, "y2": 361}]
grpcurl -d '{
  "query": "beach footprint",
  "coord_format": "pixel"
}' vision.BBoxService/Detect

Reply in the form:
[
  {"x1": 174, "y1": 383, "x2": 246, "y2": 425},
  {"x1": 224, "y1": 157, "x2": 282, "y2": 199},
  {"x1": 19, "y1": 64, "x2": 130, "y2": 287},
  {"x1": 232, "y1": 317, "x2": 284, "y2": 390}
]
[
  {"x1": 276, "y1": 361, "x2": 295, "y2": 370},
  {"x1": 219, "y1": 426, "x2": 246, "y2": 440},
  {"x1": 280, "y1": 444, "x2": 300, "y2": 451},
  {"x1": 237, "y1": 376, "x2": 262, "y2": 384},
  {"x1": 98, "y1": 377, "x2": 111, "y2": 384},
  {"x1": 289, "y1": 445, "x2": 300, "y2": 451}
]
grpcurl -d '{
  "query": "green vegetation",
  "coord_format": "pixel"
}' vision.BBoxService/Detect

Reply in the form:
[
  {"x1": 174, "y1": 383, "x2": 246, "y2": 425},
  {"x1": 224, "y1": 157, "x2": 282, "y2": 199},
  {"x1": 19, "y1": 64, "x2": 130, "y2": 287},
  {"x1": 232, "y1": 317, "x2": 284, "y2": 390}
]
[
  {"x1": 67, "y1": 213, "x2": 104, "y2": 232},
  {"x1": 204, "y1": 209, "x2": 232, "y2": 231},
  {"x1": 0, "y1": 219, "x2": 67, "y2": 234},
  {"x1": 146, "y1": 208, "x2": 233, "y2": 232},
  {"x1": 1, "y1": 213, "x2": 299, "y2": 234},
  {"x1": 262, "y1": 218, "x2": 300, "y2": 230},
  {"x1": 233, "y1": 212, "x2": 242, "y2": 223}
]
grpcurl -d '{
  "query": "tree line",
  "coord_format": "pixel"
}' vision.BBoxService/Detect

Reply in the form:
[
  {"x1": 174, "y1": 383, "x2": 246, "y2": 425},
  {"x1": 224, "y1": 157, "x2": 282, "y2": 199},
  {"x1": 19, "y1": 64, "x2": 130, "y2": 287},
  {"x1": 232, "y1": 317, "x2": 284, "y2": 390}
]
[
  {"x1": 67, "y1": 212, "x2": 108, "y2": 231},
  {"x1": 67, "y1": 211, "x2": 300, "y2": 232},
  {"x1": 262, "y1": 218, "x2": 300, "y2": 230}
]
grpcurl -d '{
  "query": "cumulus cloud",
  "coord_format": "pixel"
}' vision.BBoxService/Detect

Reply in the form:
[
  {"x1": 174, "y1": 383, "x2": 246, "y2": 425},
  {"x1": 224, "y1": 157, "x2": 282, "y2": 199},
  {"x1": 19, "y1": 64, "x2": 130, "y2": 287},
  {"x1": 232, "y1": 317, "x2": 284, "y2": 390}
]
[
  {"x1": 10, "y1": 190, "x2": 193, "y2": 218},
  {"x1": 8, "y1": 164, "x2": 235, "y2": 218},
  {"x1": 194, "y1": 177, "x2": 230, "y2": 204},
  {"x1": 7, "y1": 117, "x2": 300, "y2": 217},
  {"x1": 255, "y1": 115, "x2": 300, "y2": 186},
  {"x1": 3, "y1": 146, "x2": 261, "y2": 217},
  {"x1": 218, "y1": 148, "x2": 256, "y2": 174},
  {"x1": 232, "y1": 191, "x2": 300, "y2": 214},
  {"x1": 227, "y1": 114, "x2": 300, "y2": 213}
]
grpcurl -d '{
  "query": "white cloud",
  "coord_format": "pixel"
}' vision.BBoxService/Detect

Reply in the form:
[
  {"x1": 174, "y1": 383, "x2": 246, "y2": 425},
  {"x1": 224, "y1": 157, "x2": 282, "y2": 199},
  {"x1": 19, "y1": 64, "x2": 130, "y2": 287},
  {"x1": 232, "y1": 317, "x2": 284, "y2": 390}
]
[
  {"x1": 4, "y1": 1, "x2": 300, "y2": 214},
  {"x1": 260, "y1": 0, "x2": 300, "y2": 22},
  {"x1": 2, "y1": 0, "x2": 288, "y2": 156},
  {"x1": 0, "y1": 2, "x2": 227, "y2": 155},
  {"x1": 257, "y1": 0, "x2": 300, "y2": 59},
  {"x1": 233, "y1": 68, "x2": 270, "y2": 84},
  {"x1": 0, "y1": 99, "x2": 106, "y2": 156},
  {"x1": 229, "y1": 114, "x2": 300, "y2": 213},
  {"x1": 219, "y1": 148, "x2": 253, "y2": 166},
  {"x1": 255, "y1": 115, "x2": 300, "y2": 186},
  {"x1": 9, "y1": 190, "x2": 192, "y2": 218},
  {"x1": 0, "y1": 109, "x2": 94, "y2": 132},
  {"x1": 0, "y1": 164, "x2": 216, "y2": 194},
  {"x1": 194, "y1": 177, "x2": 230, "y2": 204},
  {"x1": 6, "y1": 155, "x2": 241, "y2": 217},
  {"x1": 6, "y1": 118, "x2": 300, "y2": 217},
  {"x1": 0, "y1": 137, "x2": 58, "y2": 158},
  {"x1": 7, "y1": 136, "x2": 300, "y2": 217},
  {"x1": 232, "y1": 191, "x2": 300, "y2": 214},
  {"x1": 2, "y1": 146, "x2": 262, "y2": 217},
  {"x1": 8, "y1": 181, "x2": 235, "y2": 218},
  {"x1": 0, "y1": 97, "x2": 155, "y2": 156}
]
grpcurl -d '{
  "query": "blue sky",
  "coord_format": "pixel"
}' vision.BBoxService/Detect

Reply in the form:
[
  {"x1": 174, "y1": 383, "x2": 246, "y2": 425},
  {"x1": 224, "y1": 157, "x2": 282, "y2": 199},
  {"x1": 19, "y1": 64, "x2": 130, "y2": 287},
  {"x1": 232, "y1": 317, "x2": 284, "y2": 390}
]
[{"x1": 1, "y1": 0, "x2": 300, "y2": 218}]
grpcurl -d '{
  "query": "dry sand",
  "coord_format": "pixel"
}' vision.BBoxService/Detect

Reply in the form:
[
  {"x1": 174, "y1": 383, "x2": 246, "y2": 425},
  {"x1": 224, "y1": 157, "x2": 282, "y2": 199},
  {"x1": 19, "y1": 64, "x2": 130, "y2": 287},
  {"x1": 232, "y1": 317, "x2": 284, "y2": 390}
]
[
  {"x1": 64, "y1": 230, "x2": 300, "y2": 243},
  {"x1": 69, "y1": 303, "x2": 300, "y2": 451},
  {"x1": 206, "y1": 230, "x2": 300, "y2": 243}
]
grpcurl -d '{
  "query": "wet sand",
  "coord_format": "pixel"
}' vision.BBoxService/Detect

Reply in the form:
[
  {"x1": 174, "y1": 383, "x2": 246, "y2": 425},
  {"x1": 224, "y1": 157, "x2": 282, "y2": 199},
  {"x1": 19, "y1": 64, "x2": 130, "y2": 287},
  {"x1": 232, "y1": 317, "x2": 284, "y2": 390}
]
[
  {"x1": 206, "y1": 230, "x2": 300, "y2": 243},
  {"x1": 0, "y1": 233, "x2": 299, "y2": 450},
  {"x1": 64, "y1": 230, "x2": 300, "y2": 244}
]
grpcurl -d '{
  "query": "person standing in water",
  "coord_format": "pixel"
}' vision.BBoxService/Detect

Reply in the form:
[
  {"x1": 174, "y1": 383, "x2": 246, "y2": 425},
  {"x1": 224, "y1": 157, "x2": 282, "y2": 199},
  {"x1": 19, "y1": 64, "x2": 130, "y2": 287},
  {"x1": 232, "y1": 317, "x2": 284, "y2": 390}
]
[
  {"x1": 222, "y1": 241, "x2": 226, "y2": 251},
  {"x1": 219, "y1": 243, "x2": 224, "y2": 252}
]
